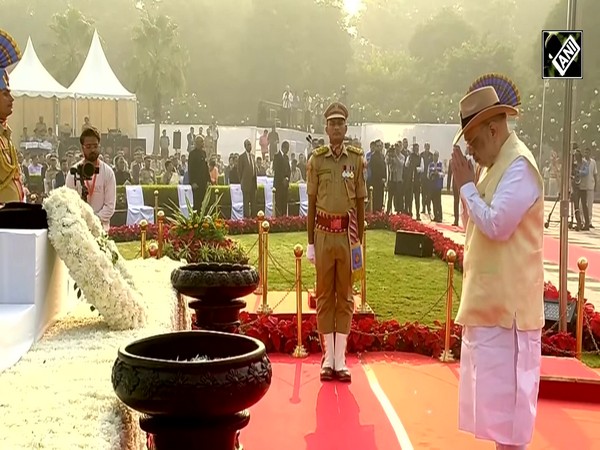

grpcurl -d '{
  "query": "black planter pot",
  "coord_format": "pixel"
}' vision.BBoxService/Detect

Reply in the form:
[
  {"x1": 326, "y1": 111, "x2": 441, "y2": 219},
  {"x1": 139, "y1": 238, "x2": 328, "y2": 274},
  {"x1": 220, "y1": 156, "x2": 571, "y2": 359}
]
[
  {"x1": 171, "y1": 263, "x2": 259, "y2": 332},
  {"x1": 112, "y1": 330, "x2": 272, "y2": 450}
]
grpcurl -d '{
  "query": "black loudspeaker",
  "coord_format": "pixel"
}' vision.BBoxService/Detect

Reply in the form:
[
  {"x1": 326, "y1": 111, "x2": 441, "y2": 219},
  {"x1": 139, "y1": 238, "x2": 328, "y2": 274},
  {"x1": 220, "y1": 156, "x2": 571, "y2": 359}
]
[
  {"x1": 0, "y1": 203, "x2": 48, "y2": 229},
  {"x1": 173, "y1": 131, "x2": 182, "y2": 150},
  {"x1": 116, "y1": 135, "x2": 129, "y2": 150},
  {"x1": 544, "y1": 300, "x2": 577, "y2": 328},
  {"x1": 130, "y1": 138, "x2": 147, "y2": 158},
  {"x1": 394, "y1": 230, "x2": 434, "y2": 258},
  {"x1": 64, "y1": 137, "x2": 81, "y2": 156}
]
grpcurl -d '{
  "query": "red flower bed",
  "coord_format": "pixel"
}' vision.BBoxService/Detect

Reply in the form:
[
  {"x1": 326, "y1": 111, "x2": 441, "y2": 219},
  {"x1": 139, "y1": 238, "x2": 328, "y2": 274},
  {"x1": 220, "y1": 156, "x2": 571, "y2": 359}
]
[
  {"x1": 113, "y1": 212, "x2": 599, "y2": 359},
  {"x1": 108, "y1": 212, "x2": 391, "y2": 242}
]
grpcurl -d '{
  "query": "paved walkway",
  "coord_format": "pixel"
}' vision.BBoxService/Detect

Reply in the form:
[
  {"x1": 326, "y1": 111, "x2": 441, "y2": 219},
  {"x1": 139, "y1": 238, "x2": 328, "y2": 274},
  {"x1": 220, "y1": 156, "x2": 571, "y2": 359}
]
[{"x1": 417, "y1": 195, "x2": 600, "y2": 310}]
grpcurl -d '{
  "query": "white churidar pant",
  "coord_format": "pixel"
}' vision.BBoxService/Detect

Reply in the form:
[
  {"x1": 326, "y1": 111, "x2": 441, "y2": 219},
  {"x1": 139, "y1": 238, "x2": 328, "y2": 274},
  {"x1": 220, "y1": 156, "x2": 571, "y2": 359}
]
[{"x1": 459, "y1": 322, "x2": 541, "y2": 446}]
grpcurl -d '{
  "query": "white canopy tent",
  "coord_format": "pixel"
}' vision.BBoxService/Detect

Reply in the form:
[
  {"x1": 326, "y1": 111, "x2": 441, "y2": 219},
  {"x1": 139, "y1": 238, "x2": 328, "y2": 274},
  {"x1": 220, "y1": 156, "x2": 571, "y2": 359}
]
[
  {"x1": 62, "y1": 30, "x2": 138, "y2": 137},
  {"x1": 8, "y1": 37, "x2": 72, "y2": 143}
]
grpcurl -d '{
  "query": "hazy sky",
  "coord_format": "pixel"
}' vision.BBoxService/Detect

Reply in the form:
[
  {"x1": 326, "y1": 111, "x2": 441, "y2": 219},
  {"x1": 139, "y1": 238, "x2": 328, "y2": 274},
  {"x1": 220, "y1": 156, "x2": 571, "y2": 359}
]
[{"x1": 344, "y1": 0, "x2": 364, "y2": 16}]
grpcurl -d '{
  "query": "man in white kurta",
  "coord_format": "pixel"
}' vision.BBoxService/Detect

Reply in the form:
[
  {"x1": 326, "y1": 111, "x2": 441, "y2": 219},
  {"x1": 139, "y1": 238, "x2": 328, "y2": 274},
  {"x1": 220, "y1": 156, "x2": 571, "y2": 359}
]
[
  {"x1": 451, "y1": 85, "x2": 544, "y2": 450},
  {"x1": 66, "y1": 128, "x2": 116, "y2": 231}
]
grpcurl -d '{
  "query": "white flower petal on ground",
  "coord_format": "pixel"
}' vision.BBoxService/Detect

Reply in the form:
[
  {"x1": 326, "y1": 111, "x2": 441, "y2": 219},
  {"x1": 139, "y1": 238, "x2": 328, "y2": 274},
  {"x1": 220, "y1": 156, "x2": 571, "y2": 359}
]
[{"x1": 0, "y1": 258, "x2": 185, "y2": 450}]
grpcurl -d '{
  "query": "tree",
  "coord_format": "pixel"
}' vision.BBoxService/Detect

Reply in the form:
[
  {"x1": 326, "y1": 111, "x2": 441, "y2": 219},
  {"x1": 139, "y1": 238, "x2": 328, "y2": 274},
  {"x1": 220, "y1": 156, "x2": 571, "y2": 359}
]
[
  {"x1": 353, "y1": 0, "x2": 455, "y2": 52},
  {"x1": 239, "y1": 0, "x2": 353, "y2": 119},
  {"x1": 408, "y1": 7, "x2": 477, "y2": 62},
  {"x1": 129, "y1": 12, "x2": 188, "y2": 153},
  {"x1": 347, "y1": 44, "x2": 422, "y2": 122},
  {"x1": 47, "y1": 7, "x2": 95, "y2": 86},
  {"x1": 520, "y1": 0, "x2": 600, "y2": 153}
]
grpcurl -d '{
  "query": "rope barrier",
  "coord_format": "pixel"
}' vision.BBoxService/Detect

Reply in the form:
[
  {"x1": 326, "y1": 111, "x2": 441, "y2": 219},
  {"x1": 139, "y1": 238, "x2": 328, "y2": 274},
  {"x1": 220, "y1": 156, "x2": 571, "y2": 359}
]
[{"x1": 134, "y1": 213, "x2": 600, "y2": 360}]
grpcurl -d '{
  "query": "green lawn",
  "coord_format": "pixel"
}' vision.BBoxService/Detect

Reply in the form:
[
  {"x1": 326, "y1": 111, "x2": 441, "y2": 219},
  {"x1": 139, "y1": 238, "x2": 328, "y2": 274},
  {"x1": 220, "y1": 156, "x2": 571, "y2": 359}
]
[
  {"x1": 117, "y1": 230, "x2": 462, "y2": 325},
  {"x1": 583, "y1": 353, "x2": 600, "y2": 368}
]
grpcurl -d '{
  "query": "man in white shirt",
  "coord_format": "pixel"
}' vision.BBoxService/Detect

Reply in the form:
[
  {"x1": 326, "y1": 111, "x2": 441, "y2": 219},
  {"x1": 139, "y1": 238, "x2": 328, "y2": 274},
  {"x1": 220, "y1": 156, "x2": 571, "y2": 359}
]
[
  {"x1": 582, "y1": 147, "x2": 597, "y2": 228},
  {"x1": 451, "y1": 82, "x2": 544, "y2": 450},
  {"x1": 66, "y1": 127, "x2": 116, "y2": 231}
]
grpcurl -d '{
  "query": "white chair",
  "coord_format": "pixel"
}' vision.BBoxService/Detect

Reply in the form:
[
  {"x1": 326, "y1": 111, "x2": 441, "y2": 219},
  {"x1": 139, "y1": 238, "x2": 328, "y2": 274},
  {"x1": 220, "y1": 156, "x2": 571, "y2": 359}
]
[
  {"x1": 262, "y1": 177, "x2": 274, "y2": 218},
  {"x1": 257, "y1": 176, "x2": 268, "y2": 187},
  {"x1": 298, "y1": 183, "x2": 308, "y2": 217},
  {"x1": 125, "y1": 185, "x2": 154, "y2": 225},
  {"x1": 229, "y1": 184, "x2": 244, "y2": 220},
  {"x1": 177, "y1": 184, "x2": 194, "y2": 218}
]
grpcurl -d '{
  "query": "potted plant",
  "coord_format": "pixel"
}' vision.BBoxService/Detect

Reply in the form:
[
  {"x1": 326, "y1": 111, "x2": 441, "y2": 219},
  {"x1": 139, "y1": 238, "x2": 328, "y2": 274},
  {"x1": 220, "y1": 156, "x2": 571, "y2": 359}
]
[
  {"x1": 164, "y1": 194, "x2": 249, "y2": 265},
  {"x1": 167, "y1": 195, "x2": 258, "y2": 332}
]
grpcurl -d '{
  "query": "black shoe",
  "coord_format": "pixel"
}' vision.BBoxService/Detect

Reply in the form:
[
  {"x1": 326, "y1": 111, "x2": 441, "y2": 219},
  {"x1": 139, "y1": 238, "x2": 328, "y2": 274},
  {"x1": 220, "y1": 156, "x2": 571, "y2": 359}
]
[
  {"x1": 334, "y1": 369, "x2": 352, "y2": 383},
  {"x1": 320, "y1": 366, "x2": 334, "y2": 382}
]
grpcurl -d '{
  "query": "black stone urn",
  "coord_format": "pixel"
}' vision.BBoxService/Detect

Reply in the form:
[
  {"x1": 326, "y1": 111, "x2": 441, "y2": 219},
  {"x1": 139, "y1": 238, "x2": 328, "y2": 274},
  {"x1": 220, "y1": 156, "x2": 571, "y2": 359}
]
[
  {"x1": 171, "y1": 263, "x2": 259, "y2": 332},
  {"x1": 112, "y1": 330, "x2": 272, "y2": 450}
]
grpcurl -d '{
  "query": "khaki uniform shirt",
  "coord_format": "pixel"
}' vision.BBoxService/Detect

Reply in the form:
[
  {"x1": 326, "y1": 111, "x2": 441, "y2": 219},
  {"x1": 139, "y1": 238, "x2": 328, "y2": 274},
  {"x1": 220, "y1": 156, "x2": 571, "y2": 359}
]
[
  {"x1": 0, "y1": 123, "x2": 23, "y2": 203},
  {"x1": 307, "y1": 145, "x2": 367, "y2": 215}
]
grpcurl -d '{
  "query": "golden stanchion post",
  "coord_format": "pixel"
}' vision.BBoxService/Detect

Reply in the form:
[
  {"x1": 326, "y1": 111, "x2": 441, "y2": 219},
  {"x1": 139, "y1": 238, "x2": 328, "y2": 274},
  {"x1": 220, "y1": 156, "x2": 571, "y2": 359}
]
[
  {"x1": 255, "y1": 211, "x2": 265, "y2": 295},
  {"x1": 576, "y1": 257, "x2": 588, "y2": 360},
  {"x1": 140, "y1": 220, "x2": 148, "y2": 259},
  {"x1": 272, "y1": 187, "x2": 277, "y2": 217},
  {"x1": 358, "y1": 220, "x2": 369, "y2": 313},
  {"x1": 292, "y1": 244, "x2": 308, "y2": 358},
  {"x1": 157, "y1": 210, "x2": 165, "y2": 258},
  {"x1": 153, "y1": 190, "x2": 159, "y2": 223},
  {"x1": 368, "y1": 186, "x2": 374, "y2": 213},
  {"x1": 441, "y1": 249, "x2": 457, "y2": 362},
  {"x1": 257, "y1": 220, "x2": 272, "y2": 314}
]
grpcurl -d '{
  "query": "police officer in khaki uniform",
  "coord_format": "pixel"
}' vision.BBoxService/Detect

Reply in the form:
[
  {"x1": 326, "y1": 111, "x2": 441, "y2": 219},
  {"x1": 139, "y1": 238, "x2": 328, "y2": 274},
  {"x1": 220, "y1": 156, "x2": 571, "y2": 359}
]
[
  {"x1": 306, "y1": 102, "x2": 367, "y2": 382},
  {"x1": 0, "y1": 29, "x2": 23, "y2": 204}
]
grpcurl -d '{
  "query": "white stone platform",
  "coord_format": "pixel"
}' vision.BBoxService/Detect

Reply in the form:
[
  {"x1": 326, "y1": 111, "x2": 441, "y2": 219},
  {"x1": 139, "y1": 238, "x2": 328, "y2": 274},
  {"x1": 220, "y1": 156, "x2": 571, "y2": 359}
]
[{"x1": 0, "y1": 229, "x2": 72, "y2": 372}]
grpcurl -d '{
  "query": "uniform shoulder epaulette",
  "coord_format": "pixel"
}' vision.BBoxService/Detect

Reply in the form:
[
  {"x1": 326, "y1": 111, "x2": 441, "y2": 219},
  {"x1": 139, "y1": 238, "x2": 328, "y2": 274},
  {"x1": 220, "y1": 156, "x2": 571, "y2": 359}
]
[
  {"x1": 313, "y1": 146, "x2": 329, "y2": 157},
  {"x1": 347, "y1": 145, "x2": 364, "y2": 156}
]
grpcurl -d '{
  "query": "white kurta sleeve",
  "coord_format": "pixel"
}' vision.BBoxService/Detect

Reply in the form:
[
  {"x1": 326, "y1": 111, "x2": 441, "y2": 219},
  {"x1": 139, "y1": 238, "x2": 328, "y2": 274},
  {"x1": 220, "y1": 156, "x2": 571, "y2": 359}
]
[{"x1": 459, "y1": 157, "x2": 541, "y2": 242}]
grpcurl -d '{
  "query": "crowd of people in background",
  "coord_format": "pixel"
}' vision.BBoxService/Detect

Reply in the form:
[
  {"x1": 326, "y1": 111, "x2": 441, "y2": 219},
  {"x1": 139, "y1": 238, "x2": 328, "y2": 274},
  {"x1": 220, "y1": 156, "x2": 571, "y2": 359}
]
[
  {"x1": 12, "y1": 83, "x2": 597, "y2": 232},
  {"x1": 14, "y1": 116, "x2": 598, "y2": 233}
]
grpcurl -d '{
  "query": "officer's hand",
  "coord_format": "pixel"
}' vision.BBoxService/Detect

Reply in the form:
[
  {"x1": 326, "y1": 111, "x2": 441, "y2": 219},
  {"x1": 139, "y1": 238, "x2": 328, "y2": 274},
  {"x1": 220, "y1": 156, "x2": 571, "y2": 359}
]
[{"x1": 307, "y1": 244, "x2": 316, "y2": 265}]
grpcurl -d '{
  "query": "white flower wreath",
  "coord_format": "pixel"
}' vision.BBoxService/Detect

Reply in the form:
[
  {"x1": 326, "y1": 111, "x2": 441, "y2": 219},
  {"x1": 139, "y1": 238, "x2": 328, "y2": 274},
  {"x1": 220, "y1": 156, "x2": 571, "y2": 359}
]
[{"x1": 43, "y1": 187, "x2": 147, "y2": 330}]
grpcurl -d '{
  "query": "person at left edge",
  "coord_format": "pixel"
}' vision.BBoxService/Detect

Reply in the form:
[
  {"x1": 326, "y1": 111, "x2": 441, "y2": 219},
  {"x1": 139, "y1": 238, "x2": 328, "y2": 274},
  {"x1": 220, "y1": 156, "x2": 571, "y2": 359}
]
[
  {"x1": 66, "y1": 127, "x2": 116, "y2": 231},
  {"x1": 0, "y1": 29, "x2": 24, "y2": 204}
]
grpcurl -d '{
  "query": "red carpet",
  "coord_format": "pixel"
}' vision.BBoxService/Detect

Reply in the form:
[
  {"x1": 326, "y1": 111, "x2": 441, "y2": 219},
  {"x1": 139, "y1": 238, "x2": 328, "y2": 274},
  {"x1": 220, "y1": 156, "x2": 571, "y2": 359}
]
[
  {"x1": 543, "y1": 235, "x2": 600, "y2": 279},
  {"x1": 541, "y1": 355, "x2": 600, "y2": 380},
  {"x1": 363, "y1": 352, "x2": 600, "y2": 449},
  {"x1": 239, "y1": 353, "x2": 600, "y2": 449},
  {"x1": 241, "y1": 354, "x2": 401, "y2": 450},
  {"x1": 433, "y1": 222, "x2": 465, "y2": 233}
]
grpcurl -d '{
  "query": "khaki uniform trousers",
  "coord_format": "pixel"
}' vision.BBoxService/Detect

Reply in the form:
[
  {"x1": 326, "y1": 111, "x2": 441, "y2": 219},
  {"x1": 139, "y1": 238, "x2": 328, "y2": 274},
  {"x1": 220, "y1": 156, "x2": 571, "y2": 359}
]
[{"x1": 314, "y1": 229, "x2": 354, "y2": 334}]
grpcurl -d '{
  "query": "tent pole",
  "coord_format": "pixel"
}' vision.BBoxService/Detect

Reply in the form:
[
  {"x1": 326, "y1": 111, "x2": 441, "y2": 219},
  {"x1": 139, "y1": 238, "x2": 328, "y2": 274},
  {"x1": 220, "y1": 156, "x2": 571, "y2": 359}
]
[
  {"x1": 134, "y1": 98, "x2": 138, "y2": 138},
  {"x1": 73, "y1": 95, "x2": 77, "y2": 137}
]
